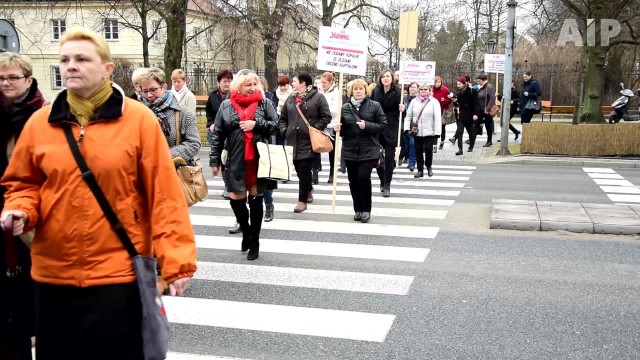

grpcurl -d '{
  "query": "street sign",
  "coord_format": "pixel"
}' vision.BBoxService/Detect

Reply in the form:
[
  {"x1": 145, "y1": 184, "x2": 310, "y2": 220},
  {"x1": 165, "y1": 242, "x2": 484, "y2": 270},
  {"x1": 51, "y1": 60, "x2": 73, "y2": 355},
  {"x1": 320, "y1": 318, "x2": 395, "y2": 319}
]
[
  {"x1": 399, "y1": 60, "x2": 436, "y2": 85},
  {"x1": 398, "y1": 11, "x2": 419, "y2": 49},
  {"x1": 316, "y1": 26, "x2": 369, "y2": 76},
  {"x1": 484, "y1": 54, "x2": 506, "y2": 74}
]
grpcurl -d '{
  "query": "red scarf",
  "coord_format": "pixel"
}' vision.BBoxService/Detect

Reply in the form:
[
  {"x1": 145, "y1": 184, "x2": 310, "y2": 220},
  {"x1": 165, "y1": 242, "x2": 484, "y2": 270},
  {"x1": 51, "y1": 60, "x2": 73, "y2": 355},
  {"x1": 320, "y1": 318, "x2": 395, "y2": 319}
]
[{"x1": 230, "y1": 91, "x2": 263, "y2": 161}]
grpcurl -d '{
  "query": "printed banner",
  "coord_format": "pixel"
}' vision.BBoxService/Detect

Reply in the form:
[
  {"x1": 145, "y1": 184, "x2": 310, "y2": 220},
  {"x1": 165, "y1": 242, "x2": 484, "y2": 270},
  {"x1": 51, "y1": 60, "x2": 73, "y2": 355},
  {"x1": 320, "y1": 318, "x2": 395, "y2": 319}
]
[
  {"x1": 484, "y1": 54, "x2": 505, "y2": 74},
  {"x1": 316, "y1": 26, "x2": 369, "y2": 76},
  {"x1": 399, "y1": 61, "x2": 436, "y2": 85}
]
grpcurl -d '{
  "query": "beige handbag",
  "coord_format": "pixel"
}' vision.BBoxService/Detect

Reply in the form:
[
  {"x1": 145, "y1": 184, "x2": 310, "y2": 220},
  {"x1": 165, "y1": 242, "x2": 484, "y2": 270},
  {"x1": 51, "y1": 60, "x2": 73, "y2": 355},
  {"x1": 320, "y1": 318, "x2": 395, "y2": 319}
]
[
  {"x1": 296, "y1": 104, "x2": 334, "y2": 153},
  {"x1": 257, "y1": 142, "x2": 294, "y2": 181},
  {"x1": 174, "y1": 111, "x2": 208, "y2": 207}
]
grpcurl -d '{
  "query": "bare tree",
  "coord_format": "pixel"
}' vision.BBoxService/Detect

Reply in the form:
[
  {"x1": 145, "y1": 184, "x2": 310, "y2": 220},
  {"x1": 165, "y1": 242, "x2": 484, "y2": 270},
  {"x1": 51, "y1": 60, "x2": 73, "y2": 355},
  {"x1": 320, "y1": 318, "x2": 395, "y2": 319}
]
[
  {"x1": 554, "y1": 0, "x2": 640, "y2": 123},
  {"x1": 97, "y1": 0, "x2": 163, "y2": 67}
]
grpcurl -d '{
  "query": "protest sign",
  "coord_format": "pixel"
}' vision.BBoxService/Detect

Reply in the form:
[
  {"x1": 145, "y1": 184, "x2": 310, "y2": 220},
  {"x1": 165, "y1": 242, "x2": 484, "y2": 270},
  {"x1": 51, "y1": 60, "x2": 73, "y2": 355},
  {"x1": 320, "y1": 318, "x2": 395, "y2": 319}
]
[{"x1": 316, "y1": 27, "x2": 369, "y2": 76}]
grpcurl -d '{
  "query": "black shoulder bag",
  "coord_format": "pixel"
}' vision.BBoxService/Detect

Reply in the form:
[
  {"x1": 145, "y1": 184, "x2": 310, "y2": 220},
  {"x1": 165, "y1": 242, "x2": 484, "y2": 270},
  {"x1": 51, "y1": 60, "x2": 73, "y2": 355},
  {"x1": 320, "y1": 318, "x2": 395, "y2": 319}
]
[{"x1": 63, "y1": 126, "x2": 169, "y2": 360}]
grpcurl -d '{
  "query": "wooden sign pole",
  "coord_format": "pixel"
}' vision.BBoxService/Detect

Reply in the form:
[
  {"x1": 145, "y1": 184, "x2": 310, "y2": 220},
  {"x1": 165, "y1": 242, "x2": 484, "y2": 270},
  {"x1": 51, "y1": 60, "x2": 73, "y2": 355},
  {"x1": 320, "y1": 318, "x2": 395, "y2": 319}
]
[{"x1": 331, "y1": 72, "x2": 344, "y2": 213}]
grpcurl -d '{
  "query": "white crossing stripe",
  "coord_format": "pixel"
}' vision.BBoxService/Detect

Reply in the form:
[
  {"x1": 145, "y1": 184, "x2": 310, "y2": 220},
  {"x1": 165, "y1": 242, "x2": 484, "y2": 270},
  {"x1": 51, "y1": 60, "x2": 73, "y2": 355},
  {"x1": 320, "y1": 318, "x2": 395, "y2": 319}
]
[
  {"x1": 167, "y1": 354, "x2": 251, "y2": 360},
  {"x1": 314, "y1": 162, "x2": 476, "y2": 171},
  {"x1": 592, "y1": 179, "x2": 635, "y2": 186},
  {"x1": 607, "y1": 194, "x2": 640, "y2": 203},
  {"x1": 163, "y1": 296, "x2": 396, "y2": 342},
  {"x1": 190, "y1": 215, "x2": 439, "y2": 239},
  {"x1": 196, "y1": 236, "x2": 430, "y2": 262},
  {"x1": 194, "y1": 262, "x2": 414, "y2": 295},
  {"x1": 599, "y1": 186, "x2": 640, "y2": 194},
  {"x1": 583, "y1": 167, "x2": 615, "y2": 173},
  {"x1": 291, "y1": 172, "x2": 467, "y2": 181},
  {"x1": 210, "y1": 181, "x2": 462, "y2": 193},
  {"x1": 207, "y1": 191, "x2": 456, "y2": 206},
  {"x1": 588, "y1": 173, "x2": 625, "y2": 179},
  {"x1": 194, "y1": 200, "x2": 448, "y2": 219}
]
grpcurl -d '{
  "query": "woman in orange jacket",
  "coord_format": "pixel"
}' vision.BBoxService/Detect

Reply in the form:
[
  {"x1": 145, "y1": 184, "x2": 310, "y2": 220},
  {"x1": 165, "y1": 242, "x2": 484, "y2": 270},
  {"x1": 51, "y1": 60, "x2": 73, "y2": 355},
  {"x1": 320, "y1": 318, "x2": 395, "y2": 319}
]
[{"x1": 0, "y1": 27, "x2": 197, "y2": 359}]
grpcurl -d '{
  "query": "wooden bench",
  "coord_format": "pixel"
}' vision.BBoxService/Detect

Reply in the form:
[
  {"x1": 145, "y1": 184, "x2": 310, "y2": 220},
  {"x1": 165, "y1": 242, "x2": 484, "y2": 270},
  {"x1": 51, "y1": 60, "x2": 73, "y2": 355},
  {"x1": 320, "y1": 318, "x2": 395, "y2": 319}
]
[
  {"x1": 195, "y1": 95, "x2": 208, "y2": 116},
  {"x1": 540, "y1": 100, "x2": 551, "y2": 121},
  {"x1": 539, "y1": 103, "x2": 615, "y2": 121}
]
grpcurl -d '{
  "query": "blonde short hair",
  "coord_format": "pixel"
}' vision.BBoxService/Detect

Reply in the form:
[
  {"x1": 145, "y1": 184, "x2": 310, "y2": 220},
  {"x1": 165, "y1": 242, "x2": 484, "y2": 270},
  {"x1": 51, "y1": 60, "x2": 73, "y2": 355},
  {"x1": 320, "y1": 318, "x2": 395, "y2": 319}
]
[
  {"x1": 0, "y1": 52, "x2": 33, "y2": 78},
  {"x1": 367, "y1": 83, "x2": 376, "y2": 95},
  {"x1": 230, "y1": 69, "x2": 262, "y2": 93},
  {"x1": 171, "y1": 69, "x2": 186, "y2": 82},
  {"x1": 138, "y1": 67, "x2": 166, "y2": 85},
  {"x1": 60, "y1": 26, "x2": 112, "y2": 63},
  {"x1": 259, "y1": 76, "x2": 269, "y2": 91},
  {"x1": 347, "y1": 79, "x2": 370, "y2": 97},
  {"x1": 131, "y1": 68, "x2": 149, "y2": 87}
]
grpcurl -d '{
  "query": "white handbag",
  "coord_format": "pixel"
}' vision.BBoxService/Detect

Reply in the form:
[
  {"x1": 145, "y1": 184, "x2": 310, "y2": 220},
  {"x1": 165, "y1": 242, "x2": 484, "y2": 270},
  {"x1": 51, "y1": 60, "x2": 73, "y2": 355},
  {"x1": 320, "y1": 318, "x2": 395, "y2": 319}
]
[{"x1": 257, "y1": 142, "x2": 294, "y2": 181}]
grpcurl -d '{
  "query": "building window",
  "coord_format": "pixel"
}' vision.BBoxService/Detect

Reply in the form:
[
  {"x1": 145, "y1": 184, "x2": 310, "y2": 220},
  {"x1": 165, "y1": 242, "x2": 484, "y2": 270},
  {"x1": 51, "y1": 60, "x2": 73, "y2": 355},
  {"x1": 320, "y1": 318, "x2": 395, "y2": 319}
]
[
  {"x1": 51, "y1": 19, "x2": 66, "y2": 41},
  {"x1": 152, "y1": 21, "x2": 160, "y2": 42},
  {"x1": 51, "y1": 66, "x2": 62, "y2": 90},
  {"x1": 193, "y1": 27, "x2": 200, "y2": 45},
  {"x1": 104, "y1": 19, "x2": 119, "y2": 40}
]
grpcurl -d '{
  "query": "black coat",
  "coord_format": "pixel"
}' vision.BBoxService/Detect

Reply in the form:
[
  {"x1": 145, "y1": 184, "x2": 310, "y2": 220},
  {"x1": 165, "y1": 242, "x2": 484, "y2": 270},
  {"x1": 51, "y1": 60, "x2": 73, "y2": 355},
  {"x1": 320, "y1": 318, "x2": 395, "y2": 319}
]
[
  {"x1": 210, "y1": 99, "x2": 278, "y2": 193},
  {"x1": 0, "y1": 81, "x2": 44, "y2": 342},
  {"x1": 371, "y1": 84, "x2": 401, "y2": 147},
  {"x1": 278, "y1": 88, "x2": 332, "y2": 160},
  {"x1": 454, "y1": 86, "x2": 476, "y2": 122},
  {"x1": 520, "y1": 79, "x2": 542, "y2": 114},
  {"x1": 205, "y1": 88, "x2": 230, "y2": 128},
  {"x1": 340, "y1": 98, "x2": 387, "y2": 162}
]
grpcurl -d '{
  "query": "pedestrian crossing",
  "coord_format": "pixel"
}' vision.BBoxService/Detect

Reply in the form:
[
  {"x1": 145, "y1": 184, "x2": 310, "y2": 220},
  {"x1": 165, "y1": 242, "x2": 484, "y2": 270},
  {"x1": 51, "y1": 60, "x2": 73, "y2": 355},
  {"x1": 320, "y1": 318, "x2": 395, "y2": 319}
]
[
  {"x1": 583, "y1": 167, "x2": 640, "y2": 204},
  {"x1": 162, "y1": 158, "x2": 476, "y2": 358}
]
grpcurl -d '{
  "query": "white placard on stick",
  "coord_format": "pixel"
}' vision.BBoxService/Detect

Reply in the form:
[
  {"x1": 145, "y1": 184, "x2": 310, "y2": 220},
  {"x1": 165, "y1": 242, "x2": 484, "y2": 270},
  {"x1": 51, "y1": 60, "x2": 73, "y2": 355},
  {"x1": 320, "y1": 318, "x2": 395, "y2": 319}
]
[
  {"x1": 316, "y1": 26, "x2": 369, "y2": 76},
  {"x1": 399, "y1": 61, "x2": 436, "y2": 85},
  {"x1": 484, "y1": 54, "x2": 505, "y2": 74}
]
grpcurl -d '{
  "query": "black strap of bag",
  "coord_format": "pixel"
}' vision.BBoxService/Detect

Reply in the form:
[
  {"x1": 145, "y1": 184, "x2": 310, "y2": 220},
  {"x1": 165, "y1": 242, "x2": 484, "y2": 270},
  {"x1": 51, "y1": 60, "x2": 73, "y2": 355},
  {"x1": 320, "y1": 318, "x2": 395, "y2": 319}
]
[{"x1": 63, "y1": 125, "x2": 138, "y2": 258}]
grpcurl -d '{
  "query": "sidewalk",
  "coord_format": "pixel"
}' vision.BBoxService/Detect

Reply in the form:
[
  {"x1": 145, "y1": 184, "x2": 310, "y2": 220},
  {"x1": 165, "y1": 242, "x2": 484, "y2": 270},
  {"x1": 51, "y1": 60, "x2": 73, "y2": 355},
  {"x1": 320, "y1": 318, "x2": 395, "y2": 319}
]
[
  {"x1": 490, "y1": 199, "x2": 640, "y2": 235},
  {"x1": 434, "y1": 122, "x2": 640, "y2": 169}
]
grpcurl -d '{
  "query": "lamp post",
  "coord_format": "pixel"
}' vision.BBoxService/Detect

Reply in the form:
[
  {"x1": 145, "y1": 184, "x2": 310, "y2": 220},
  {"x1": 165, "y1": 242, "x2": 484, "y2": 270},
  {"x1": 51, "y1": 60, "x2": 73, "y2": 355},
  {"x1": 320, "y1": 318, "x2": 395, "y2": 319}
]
[{"x1": 497, "y1": 0, "x2": 517, "y2": 156}]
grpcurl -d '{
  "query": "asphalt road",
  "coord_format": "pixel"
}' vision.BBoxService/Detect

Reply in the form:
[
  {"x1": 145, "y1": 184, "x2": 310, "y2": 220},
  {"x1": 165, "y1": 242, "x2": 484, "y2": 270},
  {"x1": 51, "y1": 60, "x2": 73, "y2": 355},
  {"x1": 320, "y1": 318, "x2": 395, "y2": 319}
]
[{"x1": 167, "y1": 158, "x2": 640, "y2": 360}]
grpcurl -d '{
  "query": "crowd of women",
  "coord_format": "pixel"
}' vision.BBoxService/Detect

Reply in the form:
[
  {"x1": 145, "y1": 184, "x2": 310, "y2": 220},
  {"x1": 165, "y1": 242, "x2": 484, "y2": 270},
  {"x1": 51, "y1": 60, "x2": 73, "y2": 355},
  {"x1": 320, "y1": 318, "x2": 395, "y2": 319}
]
[{"x1": 0, "y1": 24, "x2": 543, "y2": 358}]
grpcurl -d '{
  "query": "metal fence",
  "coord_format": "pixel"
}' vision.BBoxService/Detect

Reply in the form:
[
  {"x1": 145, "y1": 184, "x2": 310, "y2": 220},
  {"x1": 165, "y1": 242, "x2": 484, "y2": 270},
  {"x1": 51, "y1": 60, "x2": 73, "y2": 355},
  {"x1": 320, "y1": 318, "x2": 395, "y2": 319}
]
[{"x1": 112, "y1": 62, "x2": 639, "y2": 106}]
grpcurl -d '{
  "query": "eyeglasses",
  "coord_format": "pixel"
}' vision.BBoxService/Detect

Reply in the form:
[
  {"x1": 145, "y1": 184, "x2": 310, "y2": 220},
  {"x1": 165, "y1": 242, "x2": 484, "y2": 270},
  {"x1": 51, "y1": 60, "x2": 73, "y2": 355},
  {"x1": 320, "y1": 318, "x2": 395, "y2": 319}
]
[
  {"x1": 238, "y1": 69, "x2": 256, "y2": 75},
  {"x1": 141, "y1": 87, "x2": 161, "y2": 94},
  {"x1": 0, "y1": 75, "x2": 26, "y2": 84}
]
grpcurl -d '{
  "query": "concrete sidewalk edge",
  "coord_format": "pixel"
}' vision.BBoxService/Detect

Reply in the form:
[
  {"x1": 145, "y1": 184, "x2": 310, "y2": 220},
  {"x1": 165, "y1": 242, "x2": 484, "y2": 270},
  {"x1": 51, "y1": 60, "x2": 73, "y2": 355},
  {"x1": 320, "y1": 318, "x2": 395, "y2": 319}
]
[{"x1": 490, "y1": 199, "x2": 640, "y2": 235}]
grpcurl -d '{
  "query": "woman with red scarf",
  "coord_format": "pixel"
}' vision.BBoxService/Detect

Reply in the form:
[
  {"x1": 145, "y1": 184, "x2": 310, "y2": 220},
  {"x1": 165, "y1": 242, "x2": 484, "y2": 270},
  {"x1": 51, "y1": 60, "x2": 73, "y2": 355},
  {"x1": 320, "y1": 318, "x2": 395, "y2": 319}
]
[{"x1": 210, "y1": 69, "x2": 278, "y2": 260}]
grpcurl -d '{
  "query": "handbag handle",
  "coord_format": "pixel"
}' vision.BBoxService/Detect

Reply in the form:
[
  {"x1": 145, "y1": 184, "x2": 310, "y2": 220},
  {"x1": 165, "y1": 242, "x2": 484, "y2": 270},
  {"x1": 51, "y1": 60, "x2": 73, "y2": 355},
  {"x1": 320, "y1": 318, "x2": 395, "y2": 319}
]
[
  {"x1": 295, "y1": 104, "x2": 313, "y2": 129},
  {"x1": 412, "y1": 99, "x2": 430, "y2": 128},
  {"x1": 175, "y1": 111, "x2": 181, "y2": 146},
  {"x1": 63, "y1": 125, "x2": 138, "y2": 258}
]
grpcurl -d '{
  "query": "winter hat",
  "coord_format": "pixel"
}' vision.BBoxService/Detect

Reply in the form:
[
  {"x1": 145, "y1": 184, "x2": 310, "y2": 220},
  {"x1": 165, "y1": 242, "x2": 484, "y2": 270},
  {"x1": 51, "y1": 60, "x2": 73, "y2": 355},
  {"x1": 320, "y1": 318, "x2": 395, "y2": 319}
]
[{"x1": 457, "y1": 76, "x2": 467, "y2": 85}]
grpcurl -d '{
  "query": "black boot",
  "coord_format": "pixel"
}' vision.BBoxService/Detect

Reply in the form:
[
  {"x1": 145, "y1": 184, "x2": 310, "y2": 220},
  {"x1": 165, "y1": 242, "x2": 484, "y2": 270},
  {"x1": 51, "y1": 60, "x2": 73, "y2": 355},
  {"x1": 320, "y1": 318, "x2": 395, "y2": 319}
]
[
  {"x1": 229, "y1": 198, "x2": 251, "y2": 252},
  {"x1": 247, "y1": 195, "x2": 263, "y2": 260},
  {"x1": 312, "y1": 168, "x2": 319, "y2": 185},
  {"x1": 264, "y1": 202, "x2": 274, "y2": 222},
  {"x1": 427, "y1": 167, "x2": 433, "y2": 177}
]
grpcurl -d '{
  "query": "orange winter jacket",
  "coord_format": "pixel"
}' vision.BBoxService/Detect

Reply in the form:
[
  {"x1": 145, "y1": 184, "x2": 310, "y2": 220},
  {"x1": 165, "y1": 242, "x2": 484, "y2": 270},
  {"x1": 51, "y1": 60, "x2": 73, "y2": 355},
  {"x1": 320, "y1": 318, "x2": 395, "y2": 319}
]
[{"x1": 1, "y1": 86, "x2": 197, "y2": 287}]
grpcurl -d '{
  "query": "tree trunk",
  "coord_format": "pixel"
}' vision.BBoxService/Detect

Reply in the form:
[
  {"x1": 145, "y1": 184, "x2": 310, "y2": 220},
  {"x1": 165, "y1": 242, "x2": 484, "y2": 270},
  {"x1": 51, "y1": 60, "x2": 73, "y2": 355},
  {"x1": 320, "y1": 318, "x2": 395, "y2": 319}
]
[
  {"x1": 163, "y1": 0, "x2": 187, "y2": 81},
  {"x1": 263, "y1": 39, "x2": 280, "y2": 92},
  {"x1": 140, "y1": 15, "x2": 150, "y2": 67},
  {"x1": 579, "y1": 44, "x2": 608, "y2": 124}
]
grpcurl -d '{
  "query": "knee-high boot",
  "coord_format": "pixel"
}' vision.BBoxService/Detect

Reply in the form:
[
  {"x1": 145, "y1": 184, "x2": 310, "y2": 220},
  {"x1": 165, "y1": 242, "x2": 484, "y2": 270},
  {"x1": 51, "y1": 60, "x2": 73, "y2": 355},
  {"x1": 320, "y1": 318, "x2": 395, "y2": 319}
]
[
  {"x1": 248, "y1": 195, "x2": 264, "y2": 260},
  {"x1": 229, "y1": 198, "x2": 250, "y2": 252}
]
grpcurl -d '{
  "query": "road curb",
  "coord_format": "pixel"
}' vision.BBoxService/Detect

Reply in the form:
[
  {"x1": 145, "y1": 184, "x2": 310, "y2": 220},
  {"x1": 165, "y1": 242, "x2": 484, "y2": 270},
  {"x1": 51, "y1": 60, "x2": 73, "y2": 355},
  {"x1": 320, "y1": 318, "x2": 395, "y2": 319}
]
[
  {"x1": 485, "y1": 156, "x2": 640, "y2": 169},
  {"x1": 490, "y1": 199, "x2": 640, "y2": 235}
]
